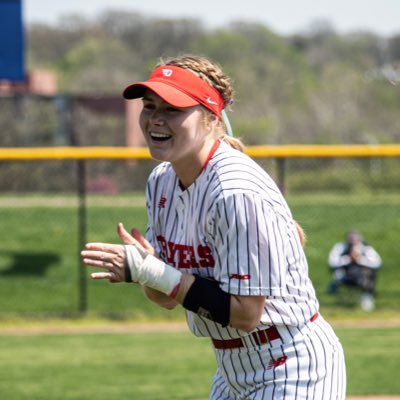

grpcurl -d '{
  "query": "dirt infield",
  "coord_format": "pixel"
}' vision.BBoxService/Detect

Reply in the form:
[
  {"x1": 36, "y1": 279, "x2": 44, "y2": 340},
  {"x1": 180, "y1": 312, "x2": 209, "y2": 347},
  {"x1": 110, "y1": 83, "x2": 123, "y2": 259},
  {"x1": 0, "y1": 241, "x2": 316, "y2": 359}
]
[
  {"x1": 0, "y1": 320, "x2": 188, "y2": 335},
  {"x1": 1, "y1": 317, "x2": 400, "y2": 336}
]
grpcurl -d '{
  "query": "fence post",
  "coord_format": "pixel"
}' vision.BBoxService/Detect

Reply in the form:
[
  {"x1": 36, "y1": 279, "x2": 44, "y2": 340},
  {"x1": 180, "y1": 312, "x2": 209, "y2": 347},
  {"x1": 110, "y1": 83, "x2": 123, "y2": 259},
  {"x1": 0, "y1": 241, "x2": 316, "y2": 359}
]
[
  {"x1": 276, "y1": 158, "x2": 287, "y2": 195},
  {"x1": 77, "y1": 160, "x2": 87, "y2": 313}
]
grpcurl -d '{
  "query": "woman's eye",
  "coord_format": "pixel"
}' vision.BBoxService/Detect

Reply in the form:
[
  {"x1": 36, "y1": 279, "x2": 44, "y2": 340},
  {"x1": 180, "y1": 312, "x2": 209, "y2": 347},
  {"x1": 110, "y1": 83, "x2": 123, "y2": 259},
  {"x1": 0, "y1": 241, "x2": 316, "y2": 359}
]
[
  {"x1": 141, "y1": 102, "x2": 181, "y2": 113},
  {"x1": 142, "y1": 103, "x2": 155, "y2": 111},
  {"x1": 166, "y1": 107, "x2": 180, "y2": 113}
]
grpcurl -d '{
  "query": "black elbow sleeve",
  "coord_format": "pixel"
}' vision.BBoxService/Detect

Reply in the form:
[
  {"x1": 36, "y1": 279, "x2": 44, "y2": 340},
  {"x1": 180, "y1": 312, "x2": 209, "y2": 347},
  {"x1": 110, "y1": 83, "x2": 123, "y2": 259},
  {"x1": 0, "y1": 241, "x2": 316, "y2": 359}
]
[{"x1": 182, "y1": 275, "x2": 231, "y2": 327}]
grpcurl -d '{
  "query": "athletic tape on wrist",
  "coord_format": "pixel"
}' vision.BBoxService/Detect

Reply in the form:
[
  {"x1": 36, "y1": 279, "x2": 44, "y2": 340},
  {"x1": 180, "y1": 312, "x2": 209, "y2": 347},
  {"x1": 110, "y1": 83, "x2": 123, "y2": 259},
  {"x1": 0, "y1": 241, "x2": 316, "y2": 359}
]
[
  {"x1": 182, "y1": 275, "x2": 231, "y2": 327},
  {"x1": 125, "y1": 245, "x2": 182, "y2": 296}
]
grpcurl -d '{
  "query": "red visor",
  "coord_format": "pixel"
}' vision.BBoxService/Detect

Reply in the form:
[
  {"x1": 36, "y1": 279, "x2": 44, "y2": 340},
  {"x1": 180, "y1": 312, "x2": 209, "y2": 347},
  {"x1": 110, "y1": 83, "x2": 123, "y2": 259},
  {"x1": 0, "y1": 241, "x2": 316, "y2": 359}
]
[{"x1": 123, "y1": 65, "x2": 224, "y2": 117}]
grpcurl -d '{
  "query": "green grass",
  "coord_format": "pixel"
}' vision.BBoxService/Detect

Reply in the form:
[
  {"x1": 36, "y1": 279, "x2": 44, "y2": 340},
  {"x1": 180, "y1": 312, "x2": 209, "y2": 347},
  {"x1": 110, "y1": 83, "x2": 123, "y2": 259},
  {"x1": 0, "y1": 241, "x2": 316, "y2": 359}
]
[
  {"x1": 0, "y1": 191, "x2": 399, "y2": 318},
  {"x1": 0, "y1": 331, "x2": 213, "y2": 400},
  {"x1": 0, "y1": 327, "x2": 399, "y2": 399},
  {"x1": 0, "y1": 192, "x2": 400, "y2": 397},
  {"x1": 0, "y1": 196, "x2": 172, "y2": 317},
  {"x1": 339, "y1": 326, "x2": 400, "y2": 395},
  {"x1": 287, "y1": 192, "x2": 400, "y2": 313}
]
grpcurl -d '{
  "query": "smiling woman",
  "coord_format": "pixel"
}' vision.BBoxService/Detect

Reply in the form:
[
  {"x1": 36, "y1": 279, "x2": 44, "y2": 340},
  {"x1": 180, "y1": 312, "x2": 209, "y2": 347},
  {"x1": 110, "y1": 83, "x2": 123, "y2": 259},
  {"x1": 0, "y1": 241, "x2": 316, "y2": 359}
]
[
  {"x1": 81, "y1": 54, "x2": 346, "y2": 399},
  {"x1": 139, "y1": 91, "x2": 208, "y2": 179},
  {"x1": 123, "y1": 56, "x2": 242, "y2": 187}
]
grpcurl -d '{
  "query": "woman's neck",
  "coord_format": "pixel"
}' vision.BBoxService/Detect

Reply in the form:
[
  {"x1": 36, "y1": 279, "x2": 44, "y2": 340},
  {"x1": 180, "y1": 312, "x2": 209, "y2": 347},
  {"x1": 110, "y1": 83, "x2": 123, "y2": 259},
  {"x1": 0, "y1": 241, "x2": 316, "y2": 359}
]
[{"x1": 173, "y1": 138, "x2": 220, "y2": 189}]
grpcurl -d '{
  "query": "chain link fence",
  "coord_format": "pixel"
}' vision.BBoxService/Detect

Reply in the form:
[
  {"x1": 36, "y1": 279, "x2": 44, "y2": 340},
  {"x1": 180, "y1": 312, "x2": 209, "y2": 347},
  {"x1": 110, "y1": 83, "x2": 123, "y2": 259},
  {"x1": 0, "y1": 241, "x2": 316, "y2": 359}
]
[
  {"x1": 0, "y1": 94, "x2": 399, "y2": 317},
  {"x1": 0, "y1": 150, "x2": 399, "y2": 317}
]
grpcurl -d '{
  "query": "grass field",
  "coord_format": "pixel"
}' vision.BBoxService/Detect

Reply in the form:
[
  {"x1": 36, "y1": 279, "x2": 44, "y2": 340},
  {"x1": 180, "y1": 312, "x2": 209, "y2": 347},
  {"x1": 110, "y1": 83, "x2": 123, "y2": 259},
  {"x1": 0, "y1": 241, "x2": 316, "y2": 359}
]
[
  {"x1": 0, "y1": 191, "x2": 399, "y2": 318},
  {"x1": 0, "y1": 325, "x2": 400, "y2": 399},
  {"x1": 0, "y1": 191, "x2": 399, "y2": 397}
]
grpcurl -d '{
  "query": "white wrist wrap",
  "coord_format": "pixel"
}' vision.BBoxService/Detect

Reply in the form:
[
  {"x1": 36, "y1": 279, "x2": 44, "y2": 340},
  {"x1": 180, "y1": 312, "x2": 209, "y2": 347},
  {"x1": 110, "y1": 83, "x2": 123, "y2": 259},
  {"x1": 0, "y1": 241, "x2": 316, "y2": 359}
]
[{"x1": 125, "y1": 245, "x2": 182, "y2": 296}]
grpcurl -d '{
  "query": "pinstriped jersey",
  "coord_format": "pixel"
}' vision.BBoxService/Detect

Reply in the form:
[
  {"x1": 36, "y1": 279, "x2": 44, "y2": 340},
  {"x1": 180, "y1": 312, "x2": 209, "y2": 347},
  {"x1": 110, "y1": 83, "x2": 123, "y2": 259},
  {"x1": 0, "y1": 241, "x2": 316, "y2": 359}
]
[{"x1": 145, "y1": 140, "x2": 319, "y2": 340}]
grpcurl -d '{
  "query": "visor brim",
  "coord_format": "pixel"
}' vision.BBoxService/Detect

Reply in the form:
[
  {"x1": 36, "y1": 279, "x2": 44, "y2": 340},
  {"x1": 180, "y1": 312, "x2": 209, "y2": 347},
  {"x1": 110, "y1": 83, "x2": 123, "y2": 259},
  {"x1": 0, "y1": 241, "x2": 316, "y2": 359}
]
[{"x1": 123, "y1": 82, "x2": 199, "y2": 108}]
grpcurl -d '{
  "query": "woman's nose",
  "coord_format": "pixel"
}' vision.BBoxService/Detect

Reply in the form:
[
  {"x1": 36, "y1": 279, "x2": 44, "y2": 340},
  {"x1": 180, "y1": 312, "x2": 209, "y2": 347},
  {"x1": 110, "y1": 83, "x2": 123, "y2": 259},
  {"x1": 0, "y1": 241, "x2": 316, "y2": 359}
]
[{"x1": 149, "y1": 109, "x2": 165, "y2": 125}]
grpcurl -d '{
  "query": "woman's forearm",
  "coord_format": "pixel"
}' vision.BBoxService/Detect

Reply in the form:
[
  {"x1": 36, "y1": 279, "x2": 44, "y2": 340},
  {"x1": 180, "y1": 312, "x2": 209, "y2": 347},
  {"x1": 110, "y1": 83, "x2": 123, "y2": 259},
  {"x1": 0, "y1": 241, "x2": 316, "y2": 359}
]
[{"x1": 142, "y1": 286, "x2": 178, "y2": 309}]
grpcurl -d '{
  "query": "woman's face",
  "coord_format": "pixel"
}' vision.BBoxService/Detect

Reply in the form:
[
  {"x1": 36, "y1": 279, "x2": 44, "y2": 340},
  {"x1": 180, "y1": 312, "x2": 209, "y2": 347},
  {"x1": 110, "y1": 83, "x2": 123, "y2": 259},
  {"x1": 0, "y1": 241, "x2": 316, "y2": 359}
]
[{"x1": 139, "y1": 89, "x2": 216, "y2": 167}]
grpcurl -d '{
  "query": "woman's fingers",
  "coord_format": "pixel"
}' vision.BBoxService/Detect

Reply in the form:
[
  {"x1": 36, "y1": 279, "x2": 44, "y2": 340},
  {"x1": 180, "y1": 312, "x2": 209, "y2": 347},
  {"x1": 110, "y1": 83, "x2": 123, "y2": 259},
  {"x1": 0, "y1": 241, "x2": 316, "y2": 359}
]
[
  {"x1": 91, "y1": 271, "x2": 120, "y2": 283},
  {"x1": 81, "y1": 239, "x2": 128, "y2": 283},
  {"x1": 91, "y1": 272, "x2": 113, "y2": 280},
  {"x1": 81, "y1": 244, "x2": 125, "y2": 269},
  {"x1": 117, "y1": 223, "x2": 155, "y2": 256},
  {"x1": 81, "y1": 249, "x2": 111, "y2": 260},
  {"x1": 81, "y1": 257, "x2": 114, "y2": 268},
  {"x1": 117, "y1": 223, "x2": 139, "y2": 245},
  {"x1": 131, "y1": 228, "x2": 155, "y2": 255},
  {"x1": 84, "y1": 242, "x2": 124, "y2": 253}
]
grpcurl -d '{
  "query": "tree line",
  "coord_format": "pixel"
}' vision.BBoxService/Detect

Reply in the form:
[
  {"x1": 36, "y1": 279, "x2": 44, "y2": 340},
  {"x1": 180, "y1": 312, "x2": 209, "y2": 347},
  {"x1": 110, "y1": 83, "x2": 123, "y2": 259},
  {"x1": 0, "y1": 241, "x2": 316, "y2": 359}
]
[{"x1": 23, "y1": 10, "x2": 400, "y2": 145}]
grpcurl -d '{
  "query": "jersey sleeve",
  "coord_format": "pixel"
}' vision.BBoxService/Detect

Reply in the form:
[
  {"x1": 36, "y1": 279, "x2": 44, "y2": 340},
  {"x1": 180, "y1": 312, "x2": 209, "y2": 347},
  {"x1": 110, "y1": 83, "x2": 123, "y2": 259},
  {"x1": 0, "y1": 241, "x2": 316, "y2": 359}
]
[{"x1": 209, "y1": 192, "x2": 291, "y2": 296}]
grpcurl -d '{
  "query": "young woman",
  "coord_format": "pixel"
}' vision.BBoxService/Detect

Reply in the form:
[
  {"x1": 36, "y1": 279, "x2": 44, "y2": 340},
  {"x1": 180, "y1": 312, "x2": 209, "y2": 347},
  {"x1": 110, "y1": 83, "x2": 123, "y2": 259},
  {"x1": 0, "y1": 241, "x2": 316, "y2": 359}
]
[{"x1": 81, "y1": 54, "x2": 346, "y2": 399}]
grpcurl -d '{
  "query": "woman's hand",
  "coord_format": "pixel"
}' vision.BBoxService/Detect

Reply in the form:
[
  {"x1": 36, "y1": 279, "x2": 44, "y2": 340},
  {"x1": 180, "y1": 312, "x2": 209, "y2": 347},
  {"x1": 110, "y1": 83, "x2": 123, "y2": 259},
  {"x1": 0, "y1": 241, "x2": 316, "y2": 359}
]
[
  {"x1": 128, "y1": 226, "x2": 156, "y2": 256},
  {"x1": 80, "y1": 223, "x2": 155, "y2": 283},
  {"x1": 81, "y1": 241, "x2": 127, "y2": 283}
]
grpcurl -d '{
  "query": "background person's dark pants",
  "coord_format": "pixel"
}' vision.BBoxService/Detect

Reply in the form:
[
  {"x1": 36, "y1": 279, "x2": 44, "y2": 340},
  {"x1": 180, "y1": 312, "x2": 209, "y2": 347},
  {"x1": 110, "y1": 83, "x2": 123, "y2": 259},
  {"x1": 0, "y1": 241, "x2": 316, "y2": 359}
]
[{"x1": 328, "y1": 264, "x2": 377, "y2": 295}]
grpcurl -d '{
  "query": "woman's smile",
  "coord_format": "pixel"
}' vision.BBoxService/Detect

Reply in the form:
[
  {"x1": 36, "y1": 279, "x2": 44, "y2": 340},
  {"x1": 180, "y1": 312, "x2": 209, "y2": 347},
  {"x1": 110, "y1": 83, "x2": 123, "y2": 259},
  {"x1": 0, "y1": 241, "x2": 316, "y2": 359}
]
[
  {"x1": 149, "y1": 130, "x2": 173, "y2": 142},
  {"x1": 139, "y1": 89, "x2": 218, "y2": 187}
]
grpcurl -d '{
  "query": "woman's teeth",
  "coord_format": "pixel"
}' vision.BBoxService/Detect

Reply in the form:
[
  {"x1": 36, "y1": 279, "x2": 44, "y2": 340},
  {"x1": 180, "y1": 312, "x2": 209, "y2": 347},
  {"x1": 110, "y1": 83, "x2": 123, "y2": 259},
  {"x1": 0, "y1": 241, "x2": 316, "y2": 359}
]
[{"x1": 150, "y1": 132, "x2": 171, "y2": 141}]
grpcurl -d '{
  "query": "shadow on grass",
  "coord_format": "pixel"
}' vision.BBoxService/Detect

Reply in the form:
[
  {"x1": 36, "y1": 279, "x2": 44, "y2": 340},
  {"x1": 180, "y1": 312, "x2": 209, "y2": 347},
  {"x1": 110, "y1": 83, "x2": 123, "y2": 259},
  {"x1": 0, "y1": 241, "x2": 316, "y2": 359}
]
[{"x1": 0, "y1": 252, "x2": 60, "y2": 277}]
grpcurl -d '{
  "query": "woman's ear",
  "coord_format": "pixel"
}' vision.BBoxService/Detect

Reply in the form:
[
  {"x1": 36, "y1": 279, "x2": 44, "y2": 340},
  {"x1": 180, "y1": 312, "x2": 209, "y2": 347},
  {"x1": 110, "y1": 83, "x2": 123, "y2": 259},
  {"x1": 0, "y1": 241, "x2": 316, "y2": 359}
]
[{"x1": 205, "y1": 111, "x2": 220, "y2": 132}]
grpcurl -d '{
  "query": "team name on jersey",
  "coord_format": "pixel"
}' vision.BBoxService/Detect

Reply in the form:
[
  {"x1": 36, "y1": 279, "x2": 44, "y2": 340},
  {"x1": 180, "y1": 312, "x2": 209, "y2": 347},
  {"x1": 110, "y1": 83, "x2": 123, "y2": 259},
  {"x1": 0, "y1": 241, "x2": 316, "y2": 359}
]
[{"x1": 156, "y1": 235, "x2": 215, "y2": 269}]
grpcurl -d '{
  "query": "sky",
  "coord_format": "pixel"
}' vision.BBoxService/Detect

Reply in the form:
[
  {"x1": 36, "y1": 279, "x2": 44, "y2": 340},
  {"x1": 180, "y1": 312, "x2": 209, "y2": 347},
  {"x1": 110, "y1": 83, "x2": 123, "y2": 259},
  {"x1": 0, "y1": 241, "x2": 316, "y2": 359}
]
[{"x1": 24, "y1": 0, "x2": 400, "y2": 37}]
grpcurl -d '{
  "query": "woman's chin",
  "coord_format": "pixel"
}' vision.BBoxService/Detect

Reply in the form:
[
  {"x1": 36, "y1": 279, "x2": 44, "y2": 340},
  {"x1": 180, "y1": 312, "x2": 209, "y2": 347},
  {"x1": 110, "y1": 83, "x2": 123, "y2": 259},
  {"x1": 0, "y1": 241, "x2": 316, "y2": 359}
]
[{"x1": 149, "y1": 147, "x2": 171, "y2": 162}]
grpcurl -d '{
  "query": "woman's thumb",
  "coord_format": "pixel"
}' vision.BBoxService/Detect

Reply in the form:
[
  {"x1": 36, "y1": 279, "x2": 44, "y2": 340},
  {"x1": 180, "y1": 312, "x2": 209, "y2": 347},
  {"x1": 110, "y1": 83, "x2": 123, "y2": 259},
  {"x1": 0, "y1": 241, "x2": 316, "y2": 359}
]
[
  {"x1": 131, "y1": 228, "x2": 154, "y2": 254},
  {"x1": 117, "y1": 223, "x2": 136, "y2": 245}
]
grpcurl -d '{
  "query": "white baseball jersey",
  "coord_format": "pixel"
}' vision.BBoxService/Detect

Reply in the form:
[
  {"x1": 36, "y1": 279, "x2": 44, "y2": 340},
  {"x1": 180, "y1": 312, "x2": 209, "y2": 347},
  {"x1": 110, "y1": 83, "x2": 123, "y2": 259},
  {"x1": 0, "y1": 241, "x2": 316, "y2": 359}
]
[{"x1": 145, "y1": 139, "x2": 346, "y2": 399}]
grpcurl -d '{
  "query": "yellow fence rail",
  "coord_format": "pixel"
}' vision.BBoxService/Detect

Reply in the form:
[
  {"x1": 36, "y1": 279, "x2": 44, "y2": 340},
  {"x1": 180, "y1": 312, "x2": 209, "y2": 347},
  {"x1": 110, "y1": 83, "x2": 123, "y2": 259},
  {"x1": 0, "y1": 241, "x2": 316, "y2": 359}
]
[
  {"x1": 1, "y1": 144, "x2": 399, "y2": 313},
  {"x1": 1, "y1": 144, "x2": 400, "y2": 160}
]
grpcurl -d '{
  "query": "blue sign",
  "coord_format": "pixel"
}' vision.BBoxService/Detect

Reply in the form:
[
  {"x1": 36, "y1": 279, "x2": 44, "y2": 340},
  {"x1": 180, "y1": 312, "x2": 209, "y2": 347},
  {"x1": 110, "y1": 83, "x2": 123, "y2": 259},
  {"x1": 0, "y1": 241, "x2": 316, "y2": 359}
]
[{"x1": 0, "y1": 0, "x2": 25, "y2": 81}]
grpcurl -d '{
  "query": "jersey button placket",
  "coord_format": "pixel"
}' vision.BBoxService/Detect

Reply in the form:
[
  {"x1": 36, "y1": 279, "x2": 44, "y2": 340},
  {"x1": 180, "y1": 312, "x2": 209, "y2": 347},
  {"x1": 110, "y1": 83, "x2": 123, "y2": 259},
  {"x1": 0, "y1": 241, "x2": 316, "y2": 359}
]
[{"x1": 177, "y1": 195, "x2": 186, "y2": 237}]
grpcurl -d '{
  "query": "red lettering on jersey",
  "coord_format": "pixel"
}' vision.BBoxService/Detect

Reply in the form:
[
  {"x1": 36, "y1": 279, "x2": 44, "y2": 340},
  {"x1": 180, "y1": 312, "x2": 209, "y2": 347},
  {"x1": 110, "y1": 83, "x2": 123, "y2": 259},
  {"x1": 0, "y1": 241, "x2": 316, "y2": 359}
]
[
  {"x1": 167, "y1": 241, "x2": 177, "y2": 264},
  {"x1": 198, "y1": 245, "x2": 215, "y2": 267},
  {"x1": 187, "y1": 246, "x2": 200, "y2": 268},
  {"x1": 176, "y1": 244, "x2": 189, "y2": 268},
  {"x1": 178, "y1": 245, "x2": 200, "y2": 268},
  {"x1": 156, "y1": 235, "x2": 168, "y2": 257},
  {"x1": 155, "y1": 235, "x2": 214, "y2": 269},
  {"x1": 229, "y1": 274, "x2": 251, "y2": 280}
]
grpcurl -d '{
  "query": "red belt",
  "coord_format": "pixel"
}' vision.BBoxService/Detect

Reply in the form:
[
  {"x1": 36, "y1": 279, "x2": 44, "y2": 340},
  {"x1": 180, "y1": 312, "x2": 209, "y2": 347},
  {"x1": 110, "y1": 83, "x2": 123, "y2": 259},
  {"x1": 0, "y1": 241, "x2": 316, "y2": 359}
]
[{"x1": 212, "y1": 313, "x2": 319, "y2": 350}]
